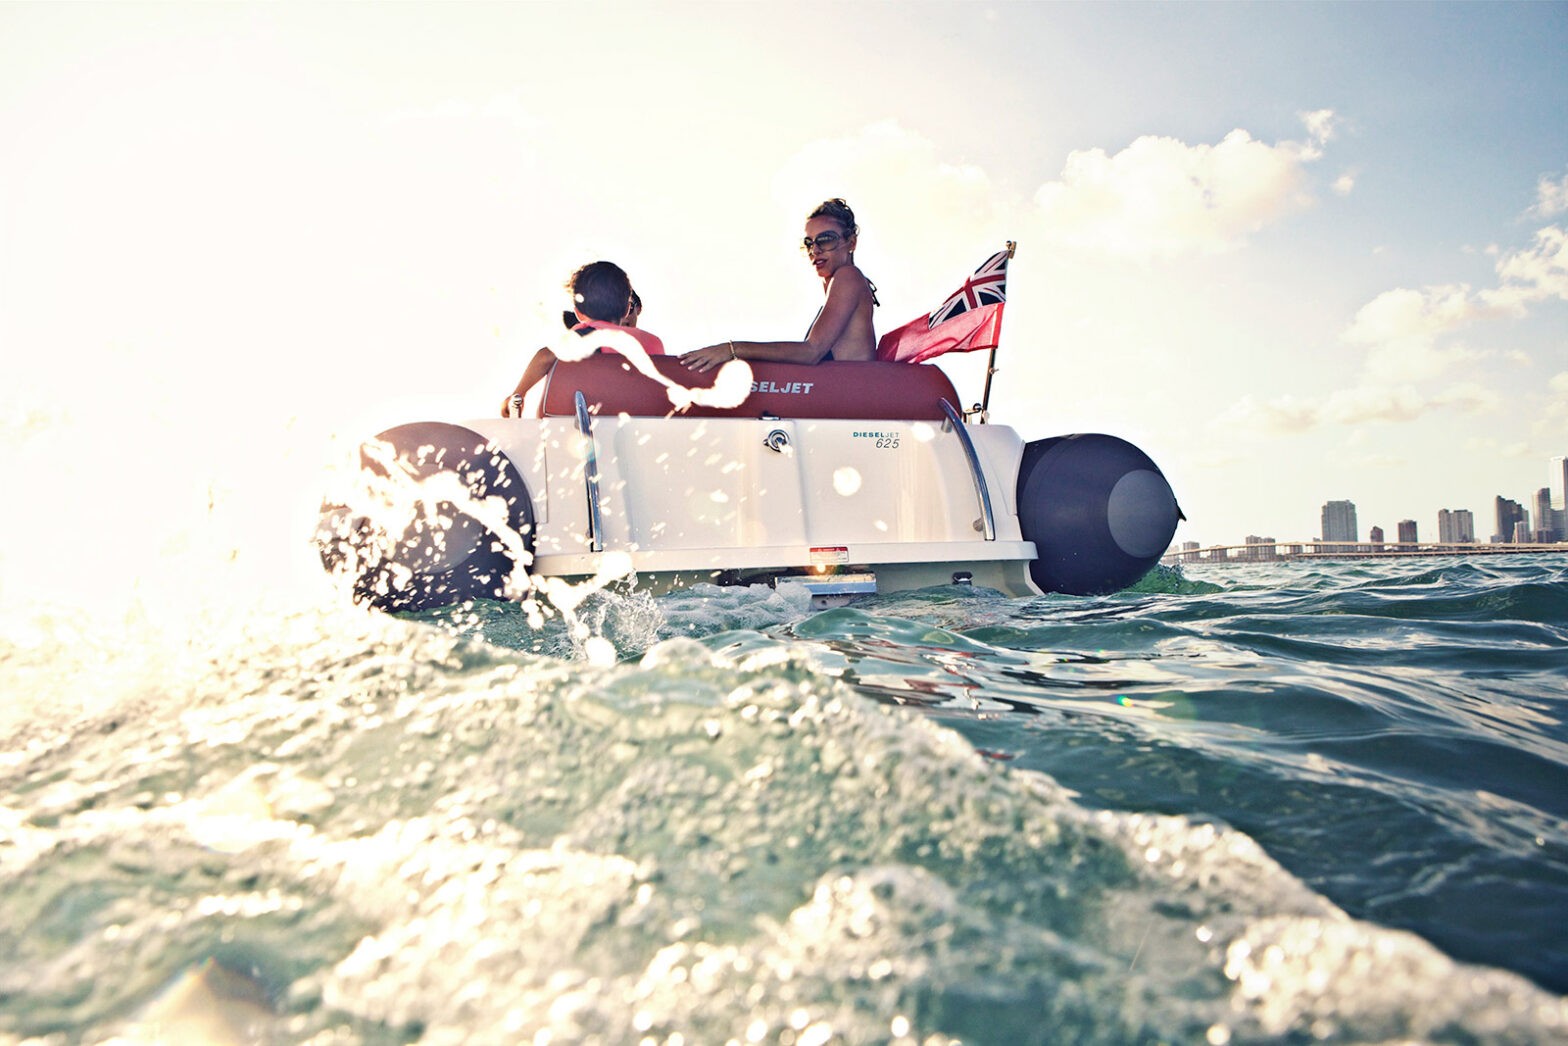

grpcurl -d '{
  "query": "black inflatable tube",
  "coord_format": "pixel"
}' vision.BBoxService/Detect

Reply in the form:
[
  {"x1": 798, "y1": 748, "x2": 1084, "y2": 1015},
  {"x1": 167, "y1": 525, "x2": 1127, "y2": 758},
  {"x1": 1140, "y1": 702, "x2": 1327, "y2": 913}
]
[
  {"x1": 1016, "y1": 433, "x2": 1181, "y2": 595},
  {"x1": 318, "y1": 421, "x2": 535, "y2": 612}
]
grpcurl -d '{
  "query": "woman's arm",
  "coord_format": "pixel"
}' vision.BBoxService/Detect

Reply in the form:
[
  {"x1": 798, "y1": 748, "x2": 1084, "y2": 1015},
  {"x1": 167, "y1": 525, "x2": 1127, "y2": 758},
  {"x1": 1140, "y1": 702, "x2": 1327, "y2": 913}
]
[
  {"x1": 681, "y1": 269, "x2": 873, "y2": 373},
  {"x1": 500, "y1": 347, "x2": 558, "y2": 416}
]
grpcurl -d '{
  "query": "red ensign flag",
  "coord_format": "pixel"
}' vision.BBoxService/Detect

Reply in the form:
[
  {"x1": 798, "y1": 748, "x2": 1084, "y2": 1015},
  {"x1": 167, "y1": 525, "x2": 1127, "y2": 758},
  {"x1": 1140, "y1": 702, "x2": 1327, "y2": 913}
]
[{"x1": 876, "y1": 245, "x2": 1012, "y2": 364}]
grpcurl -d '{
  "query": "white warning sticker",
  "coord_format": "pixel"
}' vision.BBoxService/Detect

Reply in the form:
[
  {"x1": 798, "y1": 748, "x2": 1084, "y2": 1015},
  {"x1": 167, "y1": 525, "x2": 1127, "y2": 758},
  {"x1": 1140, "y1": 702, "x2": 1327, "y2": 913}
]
[{"x1": 809, "y1": 546, "x2": 850, "y2": 567}]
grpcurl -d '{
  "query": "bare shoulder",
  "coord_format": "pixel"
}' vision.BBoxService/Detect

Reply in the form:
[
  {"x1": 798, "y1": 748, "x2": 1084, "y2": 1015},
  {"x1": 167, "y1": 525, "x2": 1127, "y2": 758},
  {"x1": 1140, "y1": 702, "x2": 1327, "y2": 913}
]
[{"x1": 827, "y1": 264, "x2": 874, "y2": 301}]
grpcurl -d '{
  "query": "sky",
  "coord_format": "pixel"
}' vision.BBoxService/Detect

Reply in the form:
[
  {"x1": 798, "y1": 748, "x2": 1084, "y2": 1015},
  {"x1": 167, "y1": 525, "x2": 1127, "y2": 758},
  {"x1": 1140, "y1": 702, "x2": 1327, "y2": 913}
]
[{"x1": 2, "y1": 1, "x2": 1566, "y2": 607}]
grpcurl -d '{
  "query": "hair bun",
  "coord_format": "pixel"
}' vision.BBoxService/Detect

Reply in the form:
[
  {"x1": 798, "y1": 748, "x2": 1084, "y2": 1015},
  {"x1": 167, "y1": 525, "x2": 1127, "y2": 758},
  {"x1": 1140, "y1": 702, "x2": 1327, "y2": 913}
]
[{"x1": 808, "y1": 198, "x2": 858, "y2": 238}]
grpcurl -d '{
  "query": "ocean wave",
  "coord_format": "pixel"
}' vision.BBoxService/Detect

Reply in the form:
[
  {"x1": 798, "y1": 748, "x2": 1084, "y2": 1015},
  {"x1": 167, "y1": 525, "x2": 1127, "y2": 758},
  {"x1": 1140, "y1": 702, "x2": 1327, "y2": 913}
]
[{"x1": 3, "y1": 581, "x2": 1566, "y2": 1041}]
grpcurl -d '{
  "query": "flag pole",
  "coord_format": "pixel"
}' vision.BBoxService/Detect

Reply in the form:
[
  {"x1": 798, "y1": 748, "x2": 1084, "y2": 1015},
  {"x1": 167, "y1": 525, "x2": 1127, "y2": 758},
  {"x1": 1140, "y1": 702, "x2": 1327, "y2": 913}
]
[{"x1": 974, "y1": 241, "x2": 1016, "y2": 423}]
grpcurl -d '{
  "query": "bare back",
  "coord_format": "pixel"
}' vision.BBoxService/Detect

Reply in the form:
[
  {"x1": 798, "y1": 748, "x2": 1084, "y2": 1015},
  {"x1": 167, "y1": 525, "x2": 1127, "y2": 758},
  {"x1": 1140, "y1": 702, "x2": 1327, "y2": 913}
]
[{"x1": 810, "y1": 264, "x2": 877, "y2": 361}]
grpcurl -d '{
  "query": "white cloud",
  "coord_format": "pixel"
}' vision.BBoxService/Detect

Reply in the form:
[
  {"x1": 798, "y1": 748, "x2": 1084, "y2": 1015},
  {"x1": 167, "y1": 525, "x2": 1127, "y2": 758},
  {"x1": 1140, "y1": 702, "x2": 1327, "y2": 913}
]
[
  {"x1": 1336, "y1": 224, "x2": 1565, "y2": 390},
  {"x1": 1341, "y1": 286, "x2": 1493, "y2": 383},
  {"x1": 1332, "y1": 172, "x2": 1356, "y2": 196},
  {"x1": 1319, "y1": 385, "x2": 1430, "y2": 424},
  {"x1": 1210, "y1": 393, "x2": 1320, "y2": 435},
  {"x1": 1485, "y1": 224, "x2": 1568, "y2": 308},
  {"x1": 1298, "y1": 109, "x2": 1337, "y2": 157},
  {"x1": 1343, "y1": 285, "x2": 1484, "y2": 346},
  {"x1": 1338, "y1": 166, "x2": 1564, "y2": 348},
  {"x1": 1283, "y1": 205, "x2": 1562, "y2": 443},
  {"x1": 1530, "y1": 169, "x2": 1568, "y2": 217},
  {"x1": 1431, "y1": 381, "x2": 1505, "y2": 413},
  {"x1": 1214, "y1": 380, "x2": 1498, "y2": 437},
  {"x1": 1546, "y1": 373, "x2": 1568, "y2": 423},
  {"x1": 1032, "y1": 111, "x2": 1332, "y2": 260}
]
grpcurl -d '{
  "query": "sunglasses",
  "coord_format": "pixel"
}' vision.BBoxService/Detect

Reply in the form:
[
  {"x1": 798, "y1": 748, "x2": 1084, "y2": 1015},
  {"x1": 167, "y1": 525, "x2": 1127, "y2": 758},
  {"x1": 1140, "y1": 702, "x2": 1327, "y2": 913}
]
[{"x1": 801, "y1": 231, "x2": 847, "y2": 255}]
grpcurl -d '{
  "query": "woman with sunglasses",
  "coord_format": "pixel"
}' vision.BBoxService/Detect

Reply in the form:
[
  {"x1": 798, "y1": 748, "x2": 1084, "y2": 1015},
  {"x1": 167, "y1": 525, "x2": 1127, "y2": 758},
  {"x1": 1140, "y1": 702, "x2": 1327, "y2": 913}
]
[{"x1": 679, "y1": 198, "x2": 877, "y2": 373}]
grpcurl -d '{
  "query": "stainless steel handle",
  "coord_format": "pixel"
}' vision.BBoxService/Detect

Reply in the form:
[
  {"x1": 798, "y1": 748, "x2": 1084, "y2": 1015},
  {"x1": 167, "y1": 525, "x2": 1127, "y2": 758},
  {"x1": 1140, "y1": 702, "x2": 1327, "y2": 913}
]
[
  {"x1": 574, "y1": 391, "x2": 604, "y2": 552},
  {"x1": 941, "y1": 398, "x2": 996, "y2": 541}
]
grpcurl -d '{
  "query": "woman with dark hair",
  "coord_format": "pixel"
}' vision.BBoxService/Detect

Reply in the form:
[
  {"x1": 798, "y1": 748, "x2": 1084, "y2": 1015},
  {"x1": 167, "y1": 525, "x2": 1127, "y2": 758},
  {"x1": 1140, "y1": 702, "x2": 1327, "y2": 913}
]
[
  {"x1": 501, "y1": 261, "x2": 663, "y2": 417},
  {"x1": 679, "y1": 198, "x2": 877, "y2": 373}
]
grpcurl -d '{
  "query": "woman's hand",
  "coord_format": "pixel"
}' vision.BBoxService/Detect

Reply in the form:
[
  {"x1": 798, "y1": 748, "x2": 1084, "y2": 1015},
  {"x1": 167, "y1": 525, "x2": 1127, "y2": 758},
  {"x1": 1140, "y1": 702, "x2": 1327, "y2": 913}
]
[{"x1": 679, "y1": 343, "x2": 734, "y2": 374}]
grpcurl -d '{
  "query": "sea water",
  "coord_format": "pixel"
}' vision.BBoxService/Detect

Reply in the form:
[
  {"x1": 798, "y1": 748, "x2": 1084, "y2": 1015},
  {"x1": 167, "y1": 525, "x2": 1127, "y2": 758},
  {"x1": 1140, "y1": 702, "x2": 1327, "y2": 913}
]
[{"x1": 2, "y1": 552, "x2": 1566, "y2": 1043}]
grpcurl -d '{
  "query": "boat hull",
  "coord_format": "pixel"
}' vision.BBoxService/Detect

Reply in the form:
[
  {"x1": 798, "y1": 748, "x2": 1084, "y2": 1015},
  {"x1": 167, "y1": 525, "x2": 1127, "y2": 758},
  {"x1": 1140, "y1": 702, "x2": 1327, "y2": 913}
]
[{"x1": 317, "y1": 360, "x2": 1181, "y2": 611}]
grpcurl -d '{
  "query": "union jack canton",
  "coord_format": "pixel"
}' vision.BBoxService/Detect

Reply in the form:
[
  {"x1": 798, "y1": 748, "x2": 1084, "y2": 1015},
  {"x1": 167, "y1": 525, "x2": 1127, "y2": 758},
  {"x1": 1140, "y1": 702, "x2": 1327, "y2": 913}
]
[{"x1": 926, "y1": 248, "x2": 1010, "y2": 328}]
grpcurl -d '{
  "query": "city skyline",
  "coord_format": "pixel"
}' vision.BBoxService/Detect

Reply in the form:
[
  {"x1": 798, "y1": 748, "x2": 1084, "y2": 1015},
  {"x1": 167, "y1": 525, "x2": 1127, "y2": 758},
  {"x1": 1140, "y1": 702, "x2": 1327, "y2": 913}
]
[{"x1": 1182, "y1": 450, "x2": 1568, "y2": 551}]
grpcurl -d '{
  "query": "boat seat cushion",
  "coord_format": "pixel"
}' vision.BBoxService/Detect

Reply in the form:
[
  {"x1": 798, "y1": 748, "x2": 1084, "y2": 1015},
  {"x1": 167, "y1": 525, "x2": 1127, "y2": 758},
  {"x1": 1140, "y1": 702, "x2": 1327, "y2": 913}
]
[{"x1": 539, "y1": 354, "x2": 960, "y2": 420}]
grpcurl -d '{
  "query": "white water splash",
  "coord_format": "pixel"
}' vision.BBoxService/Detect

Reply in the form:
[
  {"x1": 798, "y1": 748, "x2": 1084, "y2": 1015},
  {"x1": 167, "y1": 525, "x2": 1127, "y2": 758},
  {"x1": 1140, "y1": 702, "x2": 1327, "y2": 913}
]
[{"x1": 558, "y1": 326, "x2": 754, "y2": 411}]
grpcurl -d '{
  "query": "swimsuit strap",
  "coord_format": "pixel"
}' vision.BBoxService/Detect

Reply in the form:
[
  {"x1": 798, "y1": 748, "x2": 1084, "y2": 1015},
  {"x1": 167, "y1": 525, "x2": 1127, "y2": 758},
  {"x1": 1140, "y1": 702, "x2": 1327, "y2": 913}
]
[
  {"x1": 805, "y1": 305, "x2": 823, "y2": 340},
  {"x1": 807, "y1": 271, "x2": 879, "y2": 351}
]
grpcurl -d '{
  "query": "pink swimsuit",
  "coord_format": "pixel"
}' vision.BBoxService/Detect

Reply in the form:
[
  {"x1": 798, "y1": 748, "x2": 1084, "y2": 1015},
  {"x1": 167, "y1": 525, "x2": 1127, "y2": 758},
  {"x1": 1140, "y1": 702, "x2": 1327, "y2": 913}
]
[{"x1": 576, "y1": 320, "x2": 666, "y2": 356}]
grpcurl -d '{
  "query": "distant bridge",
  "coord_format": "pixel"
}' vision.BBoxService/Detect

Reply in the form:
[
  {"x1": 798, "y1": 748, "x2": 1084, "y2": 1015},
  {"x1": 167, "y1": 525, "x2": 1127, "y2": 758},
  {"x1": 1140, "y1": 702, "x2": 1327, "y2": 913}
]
[{"x1": 1163, "y1": 540, "x2": 1568, "y2": 565}]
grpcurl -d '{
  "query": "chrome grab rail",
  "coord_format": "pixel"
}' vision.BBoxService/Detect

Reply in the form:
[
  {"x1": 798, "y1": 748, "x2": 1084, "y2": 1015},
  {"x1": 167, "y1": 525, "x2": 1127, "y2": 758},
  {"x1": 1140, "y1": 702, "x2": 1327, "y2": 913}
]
[
  {"x1": 940, "y1": 398, "x2": 996, "y2": 541},
  {"x1": 574, "y1": 391, "x2": 604, "y2": 552}
]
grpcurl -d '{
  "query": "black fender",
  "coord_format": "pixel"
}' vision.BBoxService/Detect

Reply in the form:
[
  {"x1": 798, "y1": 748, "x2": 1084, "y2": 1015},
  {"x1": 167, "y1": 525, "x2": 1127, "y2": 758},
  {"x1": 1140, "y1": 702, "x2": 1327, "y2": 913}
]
[
  {"x1": 1016, "y1": 434, "x2": 1181, "y2": 595},
  {"x1": 317, "y1": 421, "x2": 535, "y2": 612}
]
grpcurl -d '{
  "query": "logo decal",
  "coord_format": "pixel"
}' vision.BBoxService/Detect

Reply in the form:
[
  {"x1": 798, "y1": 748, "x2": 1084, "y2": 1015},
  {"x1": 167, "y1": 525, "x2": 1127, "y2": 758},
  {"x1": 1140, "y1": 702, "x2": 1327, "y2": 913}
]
[{"x1": 751, "y1": 380, "x2": 816, "y2": 395}]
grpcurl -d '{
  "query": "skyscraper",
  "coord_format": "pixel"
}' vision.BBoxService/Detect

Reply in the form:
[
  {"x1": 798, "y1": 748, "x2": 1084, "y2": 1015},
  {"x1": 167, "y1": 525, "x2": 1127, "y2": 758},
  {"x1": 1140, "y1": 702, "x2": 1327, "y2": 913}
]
[
  {"x1": 1494, "y1": 496, "x2": 1525, "y2": 543},
  {"x1": 1534, "y1": 487, "x2": 1558, "y2": 542},
  {"x1": 1321, "y1": 500, "x2": 1357, "y2": 544},
  {"x1": 1550, "y1": 456, "x2": 1567, "y2": 538},
  {"x1": 1397, "y1": 519, "x2": 1418, "y2": 546},
  {"x1": 1437, "y1": 509, "x2": 1476, "y2": 544}
]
